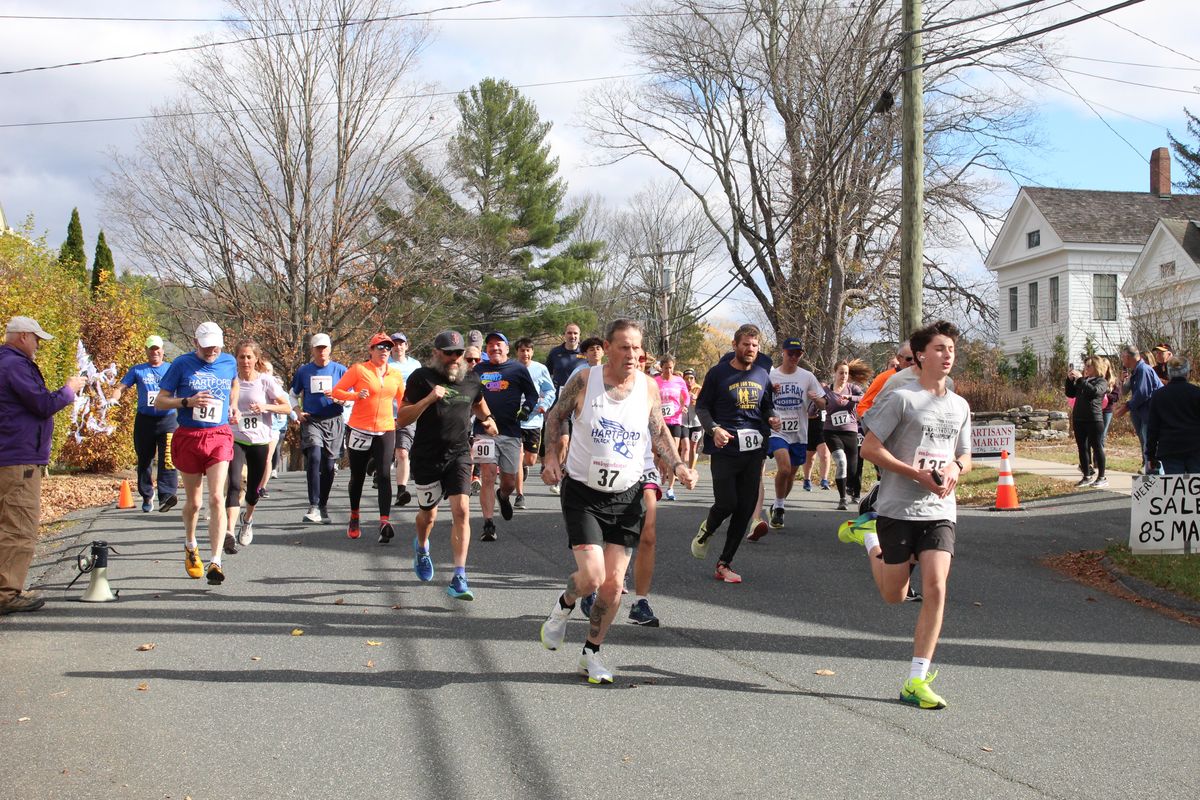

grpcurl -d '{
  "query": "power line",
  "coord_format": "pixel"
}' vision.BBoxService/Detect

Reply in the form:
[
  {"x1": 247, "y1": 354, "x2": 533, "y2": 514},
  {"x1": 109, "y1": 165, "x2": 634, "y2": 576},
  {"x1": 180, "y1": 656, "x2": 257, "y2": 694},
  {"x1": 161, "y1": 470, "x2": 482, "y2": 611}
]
[
  {"x1": 1054, "y1": 65, "x2": 1200, "y2": 95},
  {"x1": 906, "y1": 0, "x2": 1148, "y2": 73},
  {"x1": 0, "y1": 8, "x2": 745, "y2": 23},
  {"x1": 0, "y1": 72, "x2": 656, "y2": 130},
  {"x1": 913, "y1": 0, "x2": 1055, "y2": 36},
  {"x1": 1067, "y1": 0, "x2": 1200, "y2": 67},
  {"x1": 1046, "y1": 63, "x2": 1149, "y2": 162},
  {"x1": 1063, "y1": 54, "x2": 1200, "y2": 72},
  {"x1": 0, "y1": 0, "x2": 502, "y2": 77}
]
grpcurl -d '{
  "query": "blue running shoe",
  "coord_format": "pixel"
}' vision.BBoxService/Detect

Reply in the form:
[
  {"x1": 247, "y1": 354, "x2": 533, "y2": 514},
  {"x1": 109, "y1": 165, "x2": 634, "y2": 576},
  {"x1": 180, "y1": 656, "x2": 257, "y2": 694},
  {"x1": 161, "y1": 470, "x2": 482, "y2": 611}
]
[
  {"x1": 628, "y1": 598, "x2": 660, "y2": 627},
  {"x1": 580, "y1": 590, "x2": 597, "y2": 620},
  {"x1": 803, "y1": 479, "x2": 813, "y2": 492},
  {"x1": 412, "y1": 537, "x2": 434, "y2": 582},
  {"x1": 446, "y1": 574, "x2": 474, "y2": 601},
  {"x1": 141, "y1": 500, "x2": 153, "y2": 513},
  {"x1": 820, "y1": 479, "x2": 831, "y2": 490}
]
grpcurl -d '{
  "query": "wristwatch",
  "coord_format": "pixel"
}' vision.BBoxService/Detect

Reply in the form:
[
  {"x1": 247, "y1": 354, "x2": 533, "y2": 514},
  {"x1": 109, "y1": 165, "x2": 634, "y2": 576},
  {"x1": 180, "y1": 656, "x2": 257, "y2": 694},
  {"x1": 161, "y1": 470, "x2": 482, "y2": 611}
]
[
  {"x1": 181, "y1": 397, "x2": 189, "y2": 409},
  {"x1": 953, "y1": 458, "x2": 965, "y2": 470}
]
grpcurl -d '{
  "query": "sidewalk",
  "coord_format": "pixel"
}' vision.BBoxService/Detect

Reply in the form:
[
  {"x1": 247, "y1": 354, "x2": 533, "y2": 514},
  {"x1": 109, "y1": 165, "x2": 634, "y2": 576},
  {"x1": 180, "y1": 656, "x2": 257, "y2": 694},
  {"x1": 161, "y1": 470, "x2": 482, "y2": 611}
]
[{"x1": 1009, "y1": 454, "x2": 1138, "y2": 494}]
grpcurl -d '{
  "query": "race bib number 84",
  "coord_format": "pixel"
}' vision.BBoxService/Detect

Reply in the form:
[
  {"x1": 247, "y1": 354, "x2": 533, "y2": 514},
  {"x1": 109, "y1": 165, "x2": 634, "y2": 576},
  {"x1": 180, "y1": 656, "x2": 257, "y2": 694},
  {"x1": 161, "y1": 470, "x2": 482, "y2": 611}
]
[{"x1": 737, "y1": 429, "x2": 763, "y2": 452}]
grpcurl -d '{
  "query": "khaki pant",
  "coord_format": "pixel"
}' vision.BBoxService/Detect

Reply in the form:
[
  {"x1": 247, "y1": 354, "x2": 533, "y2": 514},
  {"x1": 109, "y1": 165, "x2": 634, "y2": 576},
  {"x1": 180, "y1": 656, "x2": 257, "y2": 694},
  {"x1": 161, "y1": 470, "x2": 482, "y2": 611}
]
[{"x1": 0, "y1": 464, "x2": 42, "y2": 603}]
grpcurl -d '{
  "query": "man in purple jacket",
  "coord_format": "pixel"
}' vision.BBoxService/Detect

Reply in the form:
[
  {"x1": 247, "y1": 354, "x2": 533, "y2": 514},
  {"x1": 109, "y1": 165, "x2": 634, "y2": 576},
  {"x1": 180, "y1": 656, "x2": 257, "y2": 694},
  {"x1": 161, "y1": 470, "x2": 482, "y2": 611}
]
[{"x1": 0, "y1": 317, "x2": 84, "y2": 614}]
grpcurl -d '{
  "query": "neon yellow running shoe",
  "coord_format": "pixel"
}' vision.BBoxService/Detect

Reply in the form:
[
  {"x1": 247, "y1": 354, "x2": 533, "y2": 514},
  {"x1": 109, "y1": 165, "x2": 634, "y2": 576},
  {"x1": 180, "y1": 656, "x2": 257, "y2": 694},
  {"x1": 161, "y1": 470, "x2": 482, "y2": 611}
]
[
  {"x1": 900, "y1": 671, "x2": 947, "y2": 710},
  {"x1": 690, "y1": 519, "x2": 711, "y2": 559},
  {"x1": 837, "y1": 513, "x2": 874, "y2": 546}
]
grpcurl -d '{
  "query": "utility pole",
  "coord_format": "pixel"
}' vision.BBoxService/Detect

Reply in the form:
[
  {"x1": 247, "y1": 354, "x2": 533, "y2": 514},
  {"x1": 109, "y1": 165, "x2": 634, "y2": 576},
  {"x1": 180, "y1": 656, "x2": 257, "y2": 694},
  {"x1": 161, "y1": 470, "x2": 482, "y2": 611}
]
[
  {"x1": 900, "y1": 0, "x2": 924, "y2": 339},
  {"x1": 632, "y1": 248, "x2": 694, "y2": 355}
]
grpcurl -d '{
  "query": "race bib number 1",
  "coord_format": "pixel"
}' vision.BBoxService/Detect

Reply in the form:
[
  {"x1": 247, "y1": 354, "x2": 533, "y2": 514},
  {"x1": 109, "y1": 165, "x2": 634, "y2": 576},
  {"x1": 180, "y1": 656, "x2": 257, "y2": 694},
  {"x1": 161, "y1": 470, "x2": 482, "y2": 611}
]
[
  {"x1": 347, "y1": 429, "x2": 376, "y2": 451},
  {"x1": 737, "y1": 428, "x2": 763, "y2": 452},
  {"x1": 310, "y1": 375, "x2": 333, "y2": 394},
  {"x1": 472, "y1": 437, "x2": 497, "y2": 464},
  {"x1": 194, "y1": 401, "x2": 221, "y2": 424}
]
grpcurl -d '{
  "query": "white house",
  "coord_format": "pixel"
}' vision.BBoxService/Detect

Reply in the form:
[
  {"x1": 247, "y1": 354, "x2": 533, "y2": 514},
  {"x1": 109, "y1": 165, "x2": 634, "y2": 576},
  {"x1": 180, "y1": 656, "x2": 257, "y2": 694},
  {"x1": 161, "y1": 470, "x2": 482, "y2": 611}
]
[
  {"x1": 1122, "y1": 217, "x2": 1200, "y2": 351},
  {"x1": 985, "y1": 148, "x2": 1200, "y2": 361}
]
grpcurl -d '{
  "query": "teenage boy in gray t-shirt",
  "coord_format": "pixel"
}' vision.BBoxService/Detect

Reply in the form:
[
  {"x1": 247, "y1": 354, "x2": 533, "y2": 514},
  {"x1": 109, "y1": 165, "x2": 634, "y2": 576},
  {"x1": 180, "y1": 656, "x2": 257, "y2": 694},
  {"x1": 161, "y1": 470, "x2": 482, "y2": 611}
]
[{"x1": 848, "y1": 320, "x2": 972, "y2": 710}]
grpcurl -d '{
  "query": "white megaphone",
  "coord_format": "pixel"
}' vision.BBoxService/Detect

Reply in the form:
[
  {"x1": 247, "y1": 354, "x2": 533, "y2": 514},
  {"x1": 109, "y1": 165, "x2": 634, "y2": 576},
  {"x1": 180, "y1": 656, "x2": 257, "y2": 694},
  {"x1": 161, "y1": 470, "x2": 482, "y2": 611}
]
[{"x1": 71, "y1": 541, "x2": 119, "y2": 603}]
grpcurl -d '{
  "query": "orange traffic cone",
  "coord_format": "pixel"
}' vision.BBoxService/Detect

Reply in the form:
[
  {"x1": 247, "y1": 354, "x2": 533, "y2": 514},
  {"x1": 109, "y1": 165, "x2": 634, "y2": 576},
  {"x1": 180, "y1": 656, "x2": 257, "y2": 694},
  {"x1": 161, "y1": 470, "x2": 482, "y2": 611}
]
[
  {"x1": 993, "y1": 450, "x2": 1023, "y2": 511},
  {"x1": 116, "y1": 479, "x2": 136, "y2": 510}
]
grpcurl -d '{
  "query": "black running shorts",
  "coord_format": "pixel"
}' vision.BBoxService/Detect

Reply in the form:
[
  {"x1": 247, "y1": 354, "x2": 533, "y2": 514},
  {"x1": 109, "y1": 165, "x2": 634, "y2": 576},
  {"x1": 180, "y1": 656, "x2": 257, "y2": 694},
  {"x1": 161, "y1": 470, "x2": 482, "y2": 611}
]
[
  {"x1": 560, "y1": 476, "x2": 644, "y2": 549},
  {"x1": 411, "y1": 454, "x2": 473, "y2": 510},
  {"x1": 521, "y1": 428, "x2": 542, "y2": 454},
  {"x1": 875, "y1": 516, "x2": 955, "y2": 565}
]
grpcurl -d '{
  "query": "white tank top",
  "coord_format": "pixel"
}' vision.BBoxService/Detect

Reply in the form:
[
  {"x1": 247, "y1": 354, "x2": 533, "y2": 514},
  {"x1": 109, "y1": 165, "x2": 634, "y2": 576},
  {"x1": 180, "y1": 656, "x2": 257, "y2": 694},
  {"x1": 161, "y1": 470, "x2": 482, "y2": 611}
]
[{"x1": 566, "y1": 367, "x2": 649, "y2": 493}]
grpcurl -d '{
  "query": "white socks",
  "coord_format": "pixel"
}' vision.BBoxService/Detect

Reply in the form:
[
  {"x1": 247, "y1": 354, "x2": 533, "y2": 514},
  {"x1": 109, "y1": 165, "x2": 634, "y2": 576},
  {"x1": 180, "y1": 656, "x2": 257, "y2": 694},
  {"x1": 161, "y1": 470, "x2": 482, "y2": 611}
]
[
  {"x1": 863, "y1": 532, "x2": 880, "y2": 553},
  {"x1": 772, "y1": 499, "x2": 785, "y2": 509},
  {"x1": 909, "y1": 657, "x2": 931, "y2": 681}
]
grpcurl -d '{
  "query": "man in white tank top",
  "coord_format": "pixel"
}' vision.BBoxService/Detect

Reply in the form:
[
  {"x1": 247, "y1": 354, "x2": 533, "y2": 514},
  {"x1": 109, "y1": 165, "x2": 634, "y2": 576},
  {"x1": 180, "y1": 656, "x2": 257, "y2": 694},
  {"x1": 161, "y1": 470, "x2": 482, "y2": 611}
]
[{"x1": 538, "y1": 319, "x2": 698, "y2": 684}]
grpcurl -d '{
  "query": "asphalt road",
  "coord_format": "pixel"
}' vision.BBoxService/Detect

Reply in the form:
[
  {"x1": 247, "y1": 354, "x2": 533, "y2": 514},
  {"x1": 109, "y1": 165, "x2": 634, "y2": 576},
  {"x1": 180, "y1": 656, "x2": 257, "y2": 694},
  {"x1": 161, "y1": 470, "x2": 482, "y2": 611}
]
[{"x1": 2, "y1": 469, "x2": 1197, "y2": 800}]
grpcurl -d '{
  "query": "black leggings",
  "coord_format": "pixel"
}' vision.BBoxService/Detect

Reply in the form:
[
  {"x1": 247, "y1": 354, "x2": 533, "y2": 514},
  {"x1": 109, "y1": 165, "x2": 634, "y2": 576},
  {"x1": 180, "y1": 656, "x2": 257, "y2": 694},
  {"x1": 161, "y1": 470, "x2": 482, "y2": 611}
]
[
  {"x1": 823, "y1": 430, "x2": 861, "y2": 499},
  {"x1": 705, "y1": 451, "x2": 765, "y2": 566},
  {"x1": 1074, "y1": 419, "x2": 1105, "y2": 478},
  {"x1": 348, "y1": 430, "x2": 395, "y2": 516},
  {"x1": 227, "y1": 441, "x2": 270, "y2": 509}
]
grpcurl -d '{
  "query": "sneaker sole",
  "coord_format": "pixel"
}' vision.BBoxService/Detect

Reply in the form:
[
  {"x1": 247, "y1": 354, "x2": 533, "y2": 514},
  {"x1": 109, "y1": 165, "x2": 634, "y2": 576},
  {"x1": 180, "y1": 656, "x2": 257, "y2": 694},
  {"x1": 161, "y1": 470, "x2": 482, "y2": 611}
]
[
  {"x1": 206, "y1": 569, "x2": 225, "y2": 585},
  {"x1": 498, "y1": 496, "x2": 513, "y2": 520},
  {"x1": 540, "y1": 622, "x2": 564, "y2": 651},
  {"x1": 579, "y1": 669, "x2": 614, "y2": 685},
  {"x1": 629, "y1": 616, "x2": 660, "y2": 627},
  {"x1": 899, "y1": 691, "x2": 946, "y2": 710},
  {"x1": 446, "y1": 586, "x2": 475, "y2": 601},
  {"x1": 158, "y1": 496, "x2": 178, "y2": 513}
]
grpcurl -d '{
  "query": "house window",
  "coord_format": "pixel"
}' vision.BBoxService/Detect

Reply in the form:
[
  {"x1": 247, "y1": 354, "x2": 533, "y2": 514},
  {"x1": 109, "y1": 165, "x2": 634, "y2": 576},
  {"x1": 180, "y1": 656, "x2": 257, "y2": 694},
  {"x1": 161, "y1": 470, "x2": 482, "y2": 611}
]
[
  {"x1": 1049, "y1": 276, "x2": 1059, "y2": 324},
  {"x1": 1093, "y1": 274, "x2": 1118, "y2": 321},
  {"x1": 1028, "y1": 281, "x2": 1039, "y2": 328},
  {"x1": 1161, "y1": 261, "x2": 1176, "y2": 279},
  {"x1": 1183, "y1": 319, "x2": 1199, "y2": 349},
  {"x1": 1009, "y1": 286, "x2": 1018, "y2": 332},
  {"x1": 1027, "y1": 230, "x2": 1040, "y2": 248}
]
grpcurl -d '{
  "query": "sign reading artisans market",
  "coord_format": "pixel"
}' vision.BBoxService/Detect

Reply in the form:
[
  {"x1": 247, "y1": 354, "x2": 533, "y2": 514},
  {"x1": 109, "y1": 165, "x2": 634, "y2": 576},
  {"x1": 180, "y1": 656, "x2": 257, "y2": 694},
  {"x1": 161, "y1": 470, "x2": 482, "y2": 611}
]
[
  {"x1": 1130, "y1": 475, "x2": 1200, "y2": 554},
  {"x1": 971, "y1": 423, "x2": 1015, "y2": 460}
]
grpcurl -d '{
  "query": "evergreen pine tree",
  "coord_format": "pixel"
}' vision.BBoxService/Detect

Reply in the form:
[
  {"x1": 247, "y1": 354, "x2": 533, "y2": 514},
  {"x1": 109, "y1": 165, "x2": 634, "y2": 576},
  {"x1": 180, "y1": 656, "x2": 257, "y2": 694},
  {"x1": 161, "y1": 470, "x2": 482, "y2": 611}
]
[
  {"x1": 91, "y1": 230, "x2": 115, "y2": 294},
  {"x1": 58, "y1": 208, "x2": 88, "y2": 282},
  {"x1": 1168, "y1": 107, "x2": 1200, "y2": 191}
]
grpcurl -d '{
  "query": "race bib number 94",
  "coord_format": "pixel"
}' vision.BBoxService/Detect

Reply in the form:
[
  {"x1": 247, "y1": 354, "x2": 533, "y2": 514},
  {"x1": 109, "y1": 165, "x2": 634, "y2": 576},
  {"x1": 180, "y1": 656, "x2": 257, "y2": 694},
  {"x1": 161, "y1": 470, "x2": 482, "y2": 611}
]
[{"x1": 194, "y1": 401, "x2": 221, "y2": 424}]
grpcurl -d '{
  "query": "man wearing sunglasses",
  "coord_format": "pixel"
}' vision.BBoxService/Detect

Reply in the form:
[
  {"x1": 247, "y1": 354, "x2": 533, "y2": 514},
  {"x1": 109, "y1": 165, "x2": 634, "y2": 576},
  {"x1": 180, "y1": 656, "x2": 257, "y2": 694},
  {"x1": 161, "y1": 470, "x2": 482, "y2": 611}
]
[
  {"x1": 397, "y1": 331, "x2": 497, "y2": 600},
  {"x1": 858, "y1": 343, "x2": 913, "y2": 420}
]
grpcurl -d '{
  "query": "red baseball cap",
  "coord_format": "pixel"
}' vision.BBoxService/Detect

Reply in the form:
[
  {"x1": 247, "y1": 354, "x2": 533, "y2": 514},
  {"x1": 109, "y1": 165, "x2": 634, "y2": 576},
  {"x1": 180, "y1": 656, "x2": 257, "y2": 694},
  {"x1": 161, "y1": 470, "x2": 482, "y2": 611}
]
[{"x1": 369, "y1": 332, "x2": 393, "y2": 348}]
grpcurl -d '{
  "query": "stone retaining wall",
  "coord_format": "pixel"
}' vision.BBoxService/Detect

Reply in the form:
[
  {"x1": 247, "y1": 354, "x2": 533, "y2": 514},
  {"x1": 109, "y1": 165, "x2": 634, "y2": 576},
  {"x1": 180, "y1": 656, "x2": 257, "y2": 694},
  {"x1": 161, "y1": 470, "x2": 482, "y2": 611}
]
[{"x1": 971, "y1": 405, "x2": 1070, "y2": 442}]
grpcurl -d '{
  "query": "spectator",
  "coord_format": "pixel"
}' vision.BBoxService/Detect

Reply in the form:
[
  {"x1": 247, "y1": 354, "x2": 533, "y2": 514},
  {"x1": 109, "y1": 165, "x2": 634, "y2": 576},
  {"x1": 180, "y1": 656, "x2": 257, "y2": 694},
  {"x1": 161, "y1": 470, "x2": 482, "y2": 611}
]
[
  {"x1": 1146, "y1": 357, "x2": 1200, "y2": 474},
  {"x1": 1065, "y1": 357, "x2": 1108, "y2": 488},
  {"x1": 0, "y1": 317, "x2": 85, "y2": 614},
  {"x1": 1151, "y1": 343, "x2": 1172, "y2": 383},
  {"x1": 1114, "y1": 345, "x2": 1162, "y2": 472}
]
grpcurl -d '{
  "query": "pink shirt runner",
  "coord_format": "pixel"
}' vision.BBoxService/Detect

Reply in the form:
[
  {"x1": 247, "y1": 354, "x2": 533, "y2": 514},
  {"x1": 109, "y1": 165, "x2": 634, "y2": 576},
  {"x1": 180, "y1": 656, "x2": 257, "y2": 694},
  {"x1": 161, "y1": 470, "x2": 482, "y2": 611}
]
[{"x1": 655, "y1": 374, "x2": 691, "y2": 426}]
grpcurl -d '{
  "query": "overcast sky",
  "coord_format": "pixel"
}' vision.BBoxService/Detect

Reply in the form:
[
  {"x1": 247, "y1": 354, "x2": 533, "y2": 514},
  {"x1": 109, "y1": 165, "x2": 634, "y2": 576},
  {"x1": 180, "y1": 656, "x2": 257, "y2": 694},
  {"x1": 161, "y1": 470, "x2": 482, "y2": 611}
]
[{"x1": 1, "y1": 0, "x2": 1195, "y2": 331}]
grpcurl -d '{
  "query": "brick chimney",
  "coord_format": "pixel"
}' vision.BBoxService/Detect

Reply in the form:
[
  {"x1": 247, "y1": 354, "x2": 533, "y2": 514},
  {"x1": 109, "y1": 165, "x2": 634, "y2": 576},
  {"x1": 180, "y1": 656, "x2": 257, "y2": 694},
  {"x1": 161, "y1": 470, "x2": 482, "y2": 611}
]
[{"x1": 1151, "y1": 147, "x2": 1171, "y2": 197}]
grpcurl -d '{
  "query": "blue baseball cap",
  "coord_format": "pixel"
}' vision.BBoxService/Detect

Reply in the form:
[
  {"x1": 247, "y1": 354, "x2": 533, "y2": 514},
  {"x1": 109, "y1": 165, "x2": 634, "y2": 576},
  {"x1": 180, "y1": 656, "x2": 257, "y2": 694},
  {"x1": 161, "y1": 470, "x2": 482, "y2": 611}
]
[
  {"x1": 781, "y1": 337, "x2": 804, "y2": 351},
  {"x1": 484, "y1": 331, "x2": 508, "y2": 344}
]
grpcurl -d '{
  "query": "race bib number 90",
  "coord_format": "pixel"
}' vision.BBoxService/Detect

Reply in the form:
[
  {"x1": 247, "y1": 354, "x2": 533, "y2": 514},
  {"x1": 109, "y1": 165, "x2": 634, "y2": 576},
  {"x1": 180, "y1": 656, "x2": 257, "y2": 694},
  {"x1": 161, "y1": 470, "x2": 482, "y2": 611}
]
[
  {"x1": 737, "y1": 428, "x2": 763, "y2": 452},
  {"x1": 472, "y1": 437, "x2": 497, "y2": 464},
  {"x1": 347, "y1": 429, "x2": 376, "y2": 452},
  {"x1": 194, "y1": 401, "x2": 221, "y2": 424}
]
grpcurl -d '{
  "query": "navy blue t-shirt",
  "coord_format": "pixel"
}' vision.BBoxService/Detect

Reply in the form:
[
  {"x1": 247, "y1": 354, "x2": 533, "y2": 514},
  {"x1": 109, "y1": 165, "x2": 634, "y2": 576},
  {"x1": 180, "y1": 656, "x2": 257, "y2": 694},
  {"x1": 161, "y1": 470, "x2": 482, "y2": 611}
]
[
  {"x1": 546, "y1": 344, "x2": 586, "y2": 389},
  {"x1": 159, "y1": 352, "x2": 238, "y2": 429},
  {"x1": 697, "y1": 358, "x2": 775, "y2": 456},
  {"x1": 473, "y1": 359, "x2": 538, "y2": 438}
]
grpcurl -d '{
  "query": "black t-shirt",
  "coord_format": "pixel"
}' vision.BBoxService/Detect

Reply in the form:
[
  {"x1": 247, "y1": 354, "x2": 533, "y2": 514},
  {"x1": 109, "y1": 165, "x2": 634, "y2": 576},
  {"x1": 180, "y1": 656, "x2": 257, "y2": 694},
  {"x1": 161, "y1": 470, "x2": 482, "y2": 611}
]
[
  {"x1": 403, "y1": 367, "x2": 482, "y2": 462},
  {"x1": 698, "y1": 358, "x2": 775, "y2": 456}
]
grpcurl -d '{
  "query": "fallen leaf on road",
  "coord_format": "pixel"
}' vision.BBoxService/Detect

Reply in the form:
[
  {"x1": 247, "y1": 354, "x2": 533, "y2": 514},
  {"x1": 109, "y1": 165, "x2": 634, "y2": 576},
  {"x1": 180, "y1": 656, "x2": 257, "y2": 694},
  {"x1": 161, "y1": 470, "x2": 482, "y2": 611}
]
[
  {"x1": 366, "y1": 640, "x2": 382, "y2": 646},
  {"x1": 1086, "y1": 596, "x2": 1097, "y2": 602},
  {"x1": 621, "y1": 755, "x2": 633, "y2": 763},
  {"x1": 334, "y1": 598, "x2": 344, "y2": 605},
  {"x1": 17, "y1": 717, "x2": 30, "y2": 722},
  {"x1": 973, "y1": 601, "x2": 983, "y2": 607},
  {"x1": 980, "y1": 746, "x2": 994, "y2": 752},
  {"x1": 136, "y1": 683, "x2": 149, "y2": 692},
  {"x1": 814, "y1": 669, "x2": 836, "y2": 676},
  {"x1": 361, "y1": 608, "x2": 369, "y2": 613},
  {"x1": 136, "y1": 643, "x2": 156, "y2": 652},
  {"x1": 250, "y1": 656, "x2": 261, "y2": 662},
  {"x1": 365, "y1": 660, "x2": 375, "y2": 668},
  {"x1": 291, "y1": 629, "x2": 304, "y2": 636}
]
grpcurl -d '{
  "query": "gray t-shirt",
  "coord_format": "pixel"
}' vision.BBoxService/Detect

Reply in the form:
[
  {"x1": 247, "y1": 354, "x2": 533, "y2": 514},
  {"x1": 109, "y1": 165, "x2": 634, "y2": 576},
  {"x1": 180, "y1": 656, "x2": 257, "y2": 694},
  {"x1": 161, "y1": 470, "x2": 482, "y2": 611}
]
[
  {"x1": 863, "y1": 366, "x2": 954, "y2": 432},
  {"x1": 868, "y1": 386, "x2": 971, "y2": 522}
]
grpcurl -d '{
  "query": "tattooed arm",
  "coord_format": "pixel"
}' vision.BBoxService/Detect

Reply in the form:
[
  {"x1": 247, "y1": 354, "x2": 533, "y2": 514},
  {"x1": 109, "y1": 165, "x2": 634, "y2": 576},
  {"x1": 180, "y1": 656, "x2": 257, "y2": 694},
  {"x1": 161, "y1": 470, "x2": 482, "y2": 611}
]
[
  {"x1": 648, "y1": 380, "x2": 698, "y2": 489},
  {"x1": 542, "y1": 368, "x2": 586, "y2": 485}
]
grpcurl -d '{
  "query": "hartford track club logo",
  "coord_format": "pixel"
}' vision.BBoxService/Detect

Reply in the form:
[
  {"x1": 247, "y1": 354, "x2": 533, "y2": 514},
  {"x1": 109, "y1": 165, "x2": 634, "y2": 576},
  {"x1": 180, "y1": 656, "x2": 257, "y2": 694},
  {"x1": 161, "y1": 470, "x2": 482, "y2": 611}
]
[{"x1": 593, "y1": 417, "x2": 641, "y2": 459}]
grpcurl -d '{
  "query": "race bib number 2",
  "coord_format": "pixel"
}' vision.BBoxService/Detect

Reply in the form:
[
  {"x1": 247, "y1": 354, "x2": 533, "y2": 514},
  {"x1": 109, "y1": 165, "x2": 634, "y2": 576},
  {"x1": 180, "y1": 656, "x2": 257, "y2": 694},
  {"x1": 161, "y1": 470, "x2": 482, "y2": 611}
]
[{"x1": 146, "y1": 390, "x2": 160, "y2": 407}]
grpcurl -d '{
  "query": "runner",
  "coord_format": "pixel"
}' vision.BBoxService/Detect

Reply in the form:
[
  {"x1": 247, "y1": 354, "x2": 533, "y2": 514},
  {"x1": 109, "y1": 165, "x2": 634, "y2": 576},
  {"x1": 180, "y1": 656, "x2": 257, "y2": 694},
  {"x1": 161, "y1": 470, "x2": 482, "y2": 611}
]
[
  {"x1": 539, "y1": 319, "x2": 697, "y2": 683},
  {"x1": 395, "y1": 331, "x2": 498, "y2": 600},
  {"x1": 764, "y1": 339, "x2": 824, "y2": 530},
  {"x1": 802, "y1": 394, "x2": 832, "y2": 491},
  {"x1": 464, "y1": 345, "x2": 485, "y2": 496},
  {"x1": 681, "y1": 367, "x2": 703, "y2": 471},
  {"x1": 388, "y1": 332, "x2": 422, "y2": 507},
  {"x1": 473, "y1": 332, "x2": 537, "y2": 542},
  {"x1": 545, "y1": 322, "x2": 585, "y2": 392},
  {"x1": 224, "y1": 341, "x2": 292, "y2": 548},
  {"x1": 154, "y1": 322, "x2": 239, "y2": 585},
  {"x1": 654, "y1": 354, "x2": 690, "y2": 500},
  {"x1": 690, "y1": 324, "x2": 780, "y2": 582},
  {"x1": 513, "y1": 337, "x2": 556, "y2": 510},
  {"x1": 291, "y1": 334, "x2": 347, "y2": 523},
  {"x1": 331, "y1": 333, "x2": 405, "y2": 541},
  {"x1": 111, "y1": 334, "x2": 178, "y2": 513},
  {"x1": 824, "y1": 360, "x2": 869, "y2": 511},
  {"x1": 843, "y1": 320, "x2": 971, "y2": 709},
  {"x1": 858, "y1": 344, "x2": 912, "y2": 420},
  {"x1": 255, "y1": 360, "x2": 293, "y2": 499}
]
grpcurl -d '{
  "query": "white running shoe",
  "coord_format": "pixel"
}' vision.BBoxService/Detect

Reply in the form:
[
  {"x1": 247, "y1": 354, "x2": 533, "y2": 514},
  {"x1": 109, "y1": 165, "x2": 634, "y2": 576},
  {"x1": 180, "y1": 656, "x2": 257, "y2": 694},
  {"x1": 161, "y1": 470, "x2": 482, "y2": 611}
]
[
  {"x1": 303, "y1": 505, "x2": 322, "y2": 523},
  {"x1": 271, "y1": 469, "x2": 279, "y2": 479},
  {"x1": 540, "y1": 597, "x2": 572, "y2": 651},
  {"x1": 578, "y1": 650, "x2": 614, "y2": 684},
  {"x1": 238, "y1": 517, "x2": 254, "y2": 546}
]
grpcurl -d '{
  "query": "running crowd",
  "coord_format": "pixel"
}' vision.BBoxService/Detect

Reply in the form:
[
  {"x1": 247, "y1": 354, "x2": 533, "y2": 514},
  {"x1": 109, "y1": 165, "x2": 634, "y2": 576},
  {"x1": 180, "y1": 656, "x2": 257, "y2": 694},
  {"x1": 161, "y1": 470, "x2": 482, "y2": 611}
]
[{"x1": 3, "y1": 314, "x2": 983, "y2": 709}]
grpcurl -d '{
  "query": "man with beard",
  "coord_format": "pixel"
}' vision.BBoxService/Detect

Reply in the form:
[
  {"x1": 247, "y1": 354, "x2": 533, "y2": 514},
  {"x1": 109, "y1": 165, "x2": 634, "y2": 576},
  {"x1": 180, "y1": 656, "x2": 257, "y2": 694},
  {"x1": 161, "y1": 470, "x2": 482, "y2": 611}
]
[{"x1": 396, "y1": 331, "x2": 498, "y2": 600}]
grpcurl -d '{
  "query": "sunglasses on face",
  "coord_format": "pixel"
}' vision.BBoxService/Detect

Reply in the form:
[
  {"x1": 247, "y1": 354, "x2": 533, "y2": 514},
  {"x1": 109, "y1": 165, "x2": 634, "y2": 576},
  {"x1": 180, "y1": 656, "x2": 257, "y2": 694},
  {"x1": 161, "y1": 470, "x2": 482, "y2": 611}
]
[
  {"x1": 374, "y1": 343, "x2": 393, "y2": 351},
  {"x1": 465, "y1": 357, "x2": 480, "y2": 364}
]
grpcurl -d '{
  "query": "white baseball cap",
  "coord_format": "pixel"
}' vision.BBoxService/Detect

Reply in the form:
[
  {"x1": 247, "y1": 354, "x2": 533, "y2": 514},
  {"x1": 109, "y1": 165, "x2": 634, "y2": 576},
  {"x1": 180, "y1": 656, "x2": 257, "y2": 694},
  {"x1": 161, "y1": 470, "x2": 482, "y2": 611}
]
[
  {"x1": 6, "y1": 316, "x2": 53, "y2": 340},
  {"x1": 195, "y1": 321, "x2": 224, "y2": 348},
  {"x1": 311, "y1": 333, "x2": 331, "y2": 349}
]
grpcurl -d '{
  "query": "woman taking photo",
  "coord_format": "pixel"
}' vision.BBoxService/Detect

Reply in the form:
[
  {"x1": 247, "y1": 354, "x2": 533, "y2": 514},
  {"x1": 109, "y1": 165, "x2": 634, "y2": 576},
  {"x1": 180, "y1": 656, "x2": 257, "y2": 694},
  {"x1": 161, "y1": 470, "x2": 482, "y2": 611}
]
[{"x1": 1065, "y1": 357, "x2": 1108, "y2": 488}]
